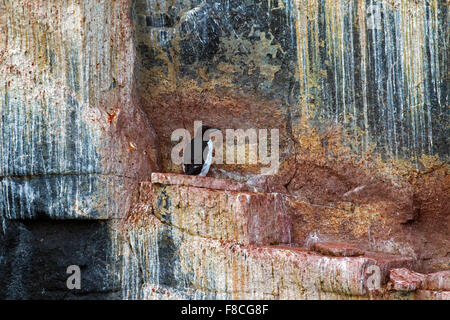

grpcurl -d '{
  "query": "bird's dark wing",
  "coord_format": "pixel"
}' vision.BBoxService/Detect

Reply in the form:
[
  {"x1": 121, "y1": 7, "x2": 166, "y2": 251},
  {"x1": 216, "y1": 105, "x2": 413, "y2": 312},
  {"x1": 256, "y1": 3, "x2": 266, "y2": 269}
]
[{"x1": 183, "y1": 138, "x2": 208, "y2": 175}]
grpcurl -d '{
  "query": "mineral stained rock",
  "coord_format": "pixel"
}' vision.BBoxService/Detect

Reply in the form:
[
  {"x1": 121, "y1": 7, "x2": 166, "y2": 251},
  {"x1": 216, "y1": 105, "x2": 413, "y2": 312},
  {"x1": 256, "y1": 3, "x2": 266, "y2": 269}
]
[
  {"x1": 311, "y1": 242, "x2": 365, "y2": 257},
  {"x1": 151, "y1": 172, "x2": 254, "y2": 192},
  {"x1": 0, "y1": 0, "x2": 448, "y2": 300},
  {"x1": 388, "y1": 268, "x2": 450, "y2": 296},
  {"x1": 123, "y1": 175, "x2": 427, "y2": 300},
  {"x1": 152, "y1": 173, "x2": 293, "y2": 245},
  {"x1": 388, "y1": 268, "x2": 426, "y2": 292},
  {"x1": 0, "y1": 0, "x2": 155, "y2": 299},
  {"x1": 134, "y1": 0, "x2": 448, "y2": 172},
  {"x1": 124, "y1": 216, "x2": 375, "y2": 299},
  {"x1": 423, "y1": 270, "x2": 450, "y2": 291},
  {"x1": 0, "y1": 0, "x2": 158, "y2": 221}
]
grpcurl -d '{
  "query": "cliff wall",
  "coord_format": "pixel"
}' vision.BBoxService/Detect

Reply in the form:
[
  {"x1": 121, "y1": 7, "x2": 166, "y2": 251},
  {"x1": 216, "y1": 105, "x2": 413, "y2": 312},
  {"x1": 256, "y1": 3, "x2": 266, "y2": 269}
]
[{"x1": 0, "y1": 0, "x2": 447, "y2": 299}]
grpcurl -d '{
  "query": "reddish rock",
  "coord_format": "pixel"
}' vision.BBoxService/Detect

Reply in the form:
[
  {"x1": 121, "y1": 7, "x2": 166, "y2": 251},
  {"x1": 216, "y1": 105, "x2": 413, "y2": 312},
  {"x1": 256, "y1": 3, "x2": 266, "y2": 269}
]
[
  {"x1": 127, "y1": 176, "x2": 430, "y2": 299},
  {"x1": 388, "y1": 268, "x2": 426, "y2": 292},
  {"x1": 151, "y1": 172, "x2": 254, "y2": 192},
  {"x1": 415, "y1": 290, "x2": 450, "y2": 300},
  {"x1": 364, "y1": 252, "x2": 415, "y2": 285},
  {"x1": 312, "y1": 242, "x2": 364, "y2": 257},
  {"x1": 423, "y1": 270, "x2": 450, "y2": 291}
]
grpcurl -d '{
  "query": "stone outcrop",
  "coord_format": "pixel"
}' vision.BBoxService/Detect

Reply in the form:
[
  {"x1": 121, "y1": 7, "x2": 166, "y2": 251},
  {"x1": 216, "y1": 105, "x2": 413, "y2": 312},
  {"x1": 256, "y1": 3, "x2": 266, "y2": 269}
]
[
  {"x1": 122, "y1": 173, "x2": 447, "y2": 300},
  {"x1": 387, "y1": 268, "x2": 450, "y2": 300},
  {"x1": 0, "y1": 0, "x2": 154, "y2": 299},
  {"x1": 0, "y1": 219, "x2": 122, "y2": 299},
  {"x1": 388, "y1": 268, "x2": 426, "y2": 292},
  {"x1": 134, "y1": 0, "x2": 448, "y2": 172},
  {"x1": 0, "y1": 0, "x2": 159, "y2": 221},
  {"x1": 311, "y1": 242, "x2": 365, "y2": 257},
  {"x1": 131, "y1": 0, "x2": 449, "y2": 274},
  {"x1": 152, "y1": 173, "x2": 292, "y2": 245},
  {"x1": 423, "y1": 271, "x2": 450, "y2": 291},
  {"x1": 0, "y1": 0, "x2": 448, "y2": 300}
]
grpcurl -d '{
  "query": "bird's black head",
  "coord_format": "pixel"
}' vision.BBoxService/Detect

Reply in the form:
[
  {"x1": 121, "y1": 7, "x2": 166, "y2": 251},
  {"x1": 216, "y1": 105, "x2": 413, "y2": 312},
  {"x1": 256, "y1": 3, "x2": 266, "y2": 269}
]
[{"x1": 197, "y1": 125, "x2": 220, "y2": 137}]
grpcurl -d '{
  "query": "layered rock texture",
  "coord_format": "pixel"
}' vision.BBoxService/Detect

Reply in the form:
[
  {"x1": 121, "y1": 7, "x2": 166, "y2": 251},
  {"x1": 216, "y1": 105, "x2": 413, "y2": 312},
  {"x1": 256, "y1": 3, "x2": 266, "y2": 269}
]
[
  {"x1": 0, "y1": 0, "x2": 156, "y2": 298},
  {"x1": 121, "y1": 173, "x2": 448, "y2": 300},
  {"x1": 0, "y1": 0, "x2": 448, "y2": 299}
]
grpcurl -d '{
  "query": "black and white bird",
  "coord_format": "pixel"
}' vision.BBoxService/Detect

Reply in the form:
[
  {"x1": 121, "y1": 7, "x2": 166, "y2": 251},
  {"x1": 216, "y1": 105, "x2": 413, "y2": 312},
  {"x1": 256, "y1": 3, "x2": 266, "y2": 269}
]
[{"x1": 183, "y1": 125, "x2": 219, "y2": 176}]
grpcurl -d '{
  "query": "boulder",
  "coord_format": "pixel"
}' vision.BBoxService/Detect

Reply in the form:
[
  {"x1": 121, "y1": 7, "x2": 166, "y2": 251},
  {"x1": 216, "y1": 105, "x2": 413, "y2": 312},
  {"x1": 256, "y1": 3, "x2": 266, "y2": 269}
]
[{"x1": 388, "y1": 268, "x2": 426, "y2": 292}]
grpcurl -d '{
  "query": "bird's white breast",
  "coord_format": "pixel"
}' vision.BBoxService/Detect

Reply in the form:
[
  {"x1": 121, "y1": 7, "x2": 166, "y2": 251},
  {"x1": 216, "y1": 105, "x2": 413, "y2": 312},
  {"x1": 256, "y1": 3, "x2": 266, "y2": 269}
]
[{"x1": 199, "y1": 139, "x2": 213, "y2": 177}]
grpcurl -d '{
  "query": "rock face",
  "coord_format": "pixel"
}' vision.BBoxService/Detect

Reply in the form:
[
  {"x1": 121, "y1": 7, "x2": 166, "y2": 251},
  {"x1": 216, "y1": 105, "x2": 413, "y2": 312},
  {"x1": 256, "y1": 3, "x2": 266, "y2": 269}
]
[
  {"x1": 0, "y1": 0, "x2": 155, "y2": 299},
  {"x1": 122, "y1": 173, "x2": 450, "y2": 300},
  {"x1": 152, "y1": 173, "x2": 292, "y2": 245},
  {"x1": 311, "y1": 242, "x2": 364, "y2": 257},
  {"x1": 423, "y1": 270, "x2": 450, "y2": 291},
  {"x1": 0, "y1": 0, "x2": 448, "y2": 300},
  {"x1": 131, "y1": 0, "x2": 449, "y2": 274},
  {"x1": 0, "y1": 0, "x2": 159, "y2": 221},
  {"x1": 388, "y1": 268, "x2": 450, "y2": 299},
  {"x1": 388, "y1": 268, "x2": 426, "y2": 292},
  {"x1": 0, "y1": 220, "x2": 121, "y2": 299},
  {"x1": 133, "y1": 0, "x2": 448, "y2": 170}
]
